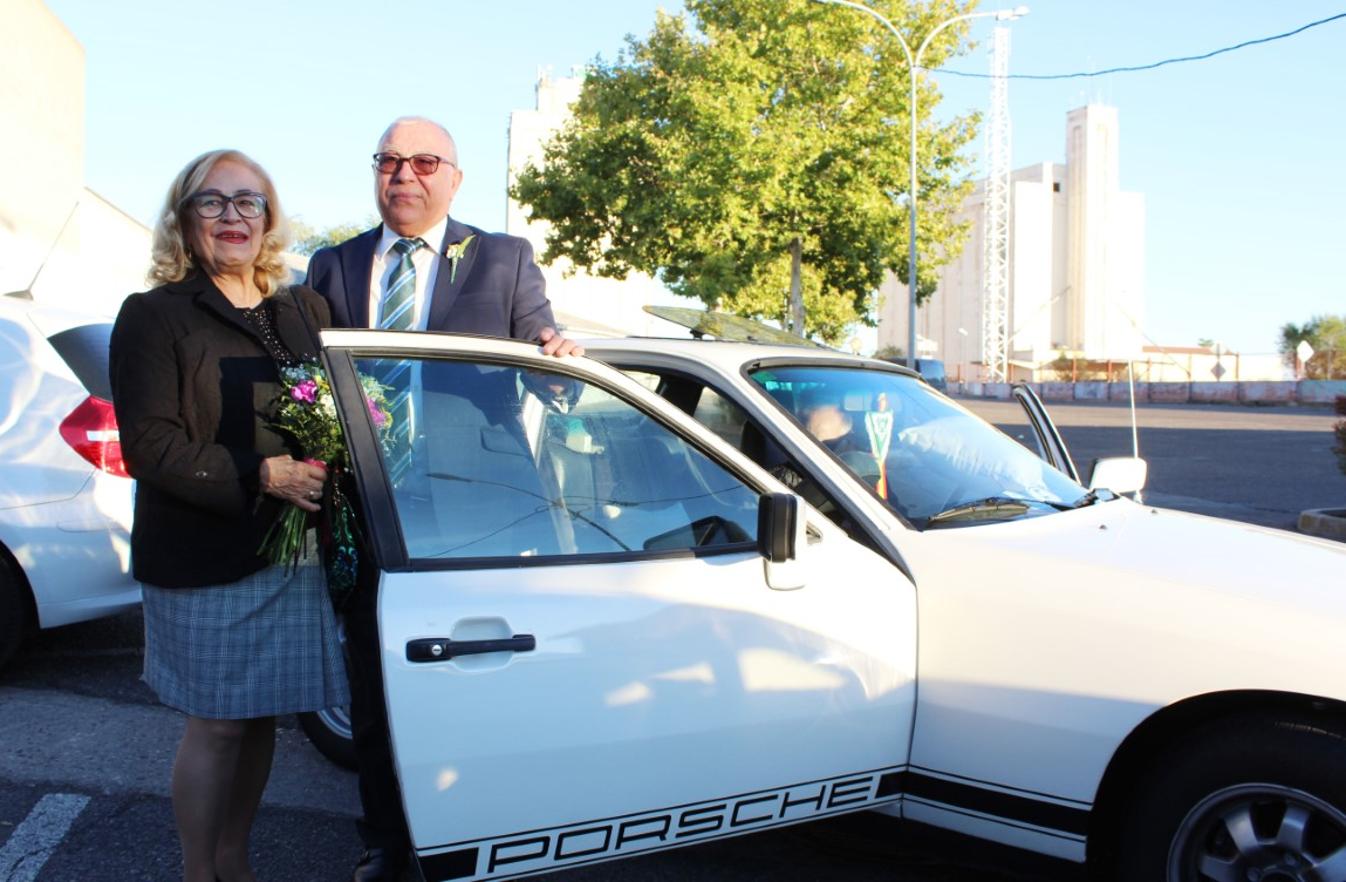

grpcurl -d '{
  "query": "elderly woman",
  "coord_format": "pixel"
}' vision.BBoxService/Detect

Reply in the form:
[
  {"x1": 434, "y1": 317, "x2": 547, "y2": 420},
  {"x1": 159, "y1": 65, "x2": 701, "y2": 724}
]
[{"x1": 110, "y1": 149, "x2": 348, "y2": 882}]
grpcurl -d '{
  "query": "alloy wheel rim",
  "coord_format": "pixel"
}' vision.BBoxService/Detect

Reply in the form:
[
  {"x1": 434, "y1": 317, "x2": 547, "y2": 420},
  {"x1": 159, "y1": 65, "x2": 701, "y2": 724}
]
[
  {"x1": 1167, "y1": 783, "x2": 1346, "y2": 882},
  {"x1": 316, "y1": 704, "x2": 353, "y2": 740}
]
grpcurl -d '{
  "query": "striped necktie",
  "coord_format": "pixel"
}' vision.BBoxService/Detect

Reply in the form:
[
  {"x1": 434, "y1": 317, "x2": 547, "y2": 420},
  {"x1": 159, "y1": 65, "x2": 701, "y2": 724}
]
[
  {"x1": 376, "y1": 237, "x2": 425, "y2": 483},
  {"x1": 378, "y1": 237, "x2": 424, "y2": 331}
]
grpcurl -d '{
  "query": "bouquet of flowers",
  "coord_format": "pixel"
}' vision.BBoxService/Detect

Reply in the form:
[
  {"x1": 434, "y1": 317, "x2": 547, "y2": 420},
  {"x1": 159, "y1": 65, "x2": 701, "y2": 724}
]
[{"x1": 260, "y1": 362, "x2": 392, "y2": 605}]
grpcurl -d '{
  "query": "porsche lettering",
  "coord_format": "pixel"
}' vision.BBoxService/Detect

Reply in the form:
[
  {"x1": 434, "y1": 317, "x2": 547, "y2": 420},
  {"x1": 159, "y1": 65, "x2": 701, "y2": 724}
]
[{"x1": 458, "y1": 770, "x2": 901, "y2": 877}]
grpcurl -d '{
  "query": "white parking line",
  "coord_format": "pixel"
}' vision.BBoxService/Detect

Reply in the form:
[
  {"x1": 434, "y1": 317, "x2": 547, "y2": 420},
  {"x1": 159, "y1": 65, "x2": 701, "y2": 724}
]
[{"x1": 0, "y1": 793, "x2": 90, "y2": 882}]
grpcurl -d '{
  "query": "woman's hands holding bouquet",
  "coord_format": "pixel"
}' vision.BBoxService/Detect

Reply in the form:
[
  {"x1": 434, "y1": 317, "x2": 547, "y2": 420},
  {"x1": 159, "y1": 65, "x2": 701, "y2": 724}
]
[{"x1": 261, "y1": 455, "x2": 328, "y2": 513}]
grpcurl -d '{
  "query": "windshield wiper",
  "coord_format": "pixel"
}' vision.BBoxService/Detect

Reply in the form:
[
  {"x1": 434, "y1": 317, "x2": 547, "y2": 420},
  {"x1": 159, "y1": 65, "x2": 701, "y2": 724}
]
[
  {"x1": 926, "y1": 496, "x2": 1034, "y2": 526},
  {"x1": 1068, "y1": 488, "x2": 1117, "y2": 509}
]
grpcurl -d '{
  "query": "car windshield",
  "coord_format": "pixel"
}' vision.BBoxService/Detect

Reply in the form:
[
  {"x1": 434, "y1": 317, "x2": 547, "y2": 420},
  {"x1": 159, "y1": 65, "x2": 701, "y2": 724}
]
[{"x1": 747, "y1": 364, "x2": 1087, "y2": 528}]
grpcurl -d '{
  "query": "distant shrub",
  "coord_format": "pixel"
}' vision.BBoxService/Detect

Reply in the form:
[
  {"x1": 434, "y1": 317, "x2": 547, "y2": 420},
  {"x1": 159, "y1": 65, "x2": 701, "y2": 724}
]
[{"x1": 1334, "y1": 396, "x2": 1346, "y2": 476}]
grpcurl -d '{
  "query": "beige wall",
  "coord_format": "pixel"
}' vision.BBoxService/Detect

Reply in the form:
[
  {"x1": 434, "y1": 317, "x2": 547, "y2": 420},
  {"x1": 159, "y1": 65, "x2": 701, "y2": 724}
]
[
  {"x1": 0, "y1": 0, "x2": 85, "y2": 298},
  {"x1": 0, "y1": 0, "x2": 150, "y2": 316}
]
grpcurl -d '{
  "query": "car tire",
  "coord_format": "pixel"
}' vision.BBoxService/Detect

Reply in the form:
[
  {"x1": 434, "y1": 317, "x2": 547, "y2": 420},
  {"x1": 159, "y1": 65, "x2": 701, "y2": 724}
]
[
  {"x1": 0, "y1": 556, "x2": 32, "y2": 669},
  {"x1": 1116, "y1": 713, "x2": 1346, "y2": 882},
  {"x1": 298, "y1": 705, "x2": 357, "y2": 770}
]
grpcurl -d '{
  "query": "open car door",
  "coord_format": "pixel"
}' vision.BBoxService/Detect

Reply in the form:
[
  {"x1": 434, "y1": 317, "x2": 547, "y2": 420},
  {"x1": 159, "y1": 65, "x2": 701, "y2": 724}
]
[
  {"x1": 1012, "y1": 383, "x2": 1148, "y2": 496},
  {"x1": 322, "y1": 331, "x2": 916, "y2": 882},
  {"x1": 1010, "y1": 383, "x2": 1080, "y2": 483}
]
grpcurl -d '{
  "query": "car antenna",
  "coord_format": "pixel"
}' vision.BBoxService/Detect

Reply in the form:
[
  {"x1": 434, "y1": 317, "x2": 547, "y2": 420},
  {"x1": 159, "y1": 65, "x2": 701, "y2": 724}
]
[
  {"x1": 1126, "y1": 360, "x2": 1143, "y2": 504},
  {"x1": 3, "y1": 202, "x2": 79, "y2": 301}
]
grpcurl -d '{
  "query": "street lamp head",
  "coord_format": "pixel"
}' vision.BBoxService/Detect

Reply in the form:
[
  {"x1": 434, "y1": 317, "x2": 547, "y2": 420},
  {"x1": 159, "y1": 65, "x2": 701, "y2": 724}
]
[{"x1": 995, "y1": 5, "x2": 1030, "y2": 20}]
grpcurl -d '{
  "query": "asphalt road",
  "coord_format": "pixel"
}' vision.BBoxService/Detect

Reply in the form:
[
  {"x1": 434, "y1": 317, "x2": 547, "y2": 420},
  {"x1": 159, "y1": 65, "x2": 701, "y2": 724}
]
[
  {"x1": 960, "y1": 397, "x2": 1345, "y2": 530},
  {"x1": 3, "y1": 399, "x2": 1342, "y2": 882}
]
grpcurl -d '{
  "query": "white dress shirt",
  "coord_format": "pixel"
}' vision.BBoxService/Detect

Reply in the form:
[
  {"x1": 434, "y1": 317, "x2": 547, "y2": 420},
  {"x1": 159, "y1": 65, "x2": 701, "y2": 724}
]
[{"x1": 366, "y1": 216, "x2": 450, "y2": 330}]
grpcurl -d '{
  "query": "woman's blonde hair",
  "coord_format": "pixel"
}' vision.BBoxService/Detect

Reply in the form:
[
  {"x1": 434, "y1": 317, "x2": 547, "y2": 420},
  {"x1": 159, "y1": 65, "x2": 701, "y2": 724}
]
[{"x1": 147, "y1": 149, "x2": 291, "y2": 296}]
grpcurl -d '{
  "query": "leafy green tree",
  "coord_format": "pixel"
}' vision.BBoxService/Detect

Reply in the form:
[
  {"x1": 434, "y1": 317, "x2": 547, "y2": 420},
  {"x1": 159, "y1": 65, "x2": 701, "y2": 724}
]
[
  {"x1": 1280, "y1": 315, "x2": 1346, "y2": 379},
  {"x1": 511, "y1": 0, "x2": 978, "y2": 344},
  {"x1": 288, "y1": 218, "x2": 375, "y2": 256}
]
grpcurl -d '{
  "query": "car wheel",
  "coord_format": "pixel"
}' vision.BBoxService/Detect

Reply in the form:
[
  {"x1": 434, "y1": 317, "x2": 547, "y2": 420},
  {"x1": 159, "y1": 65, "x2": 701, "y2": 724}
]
[
  {"x1": 1117, "y1": 714, "x2": 1346, "y2": 882},
  {"x1": 0, "y1": 556, "x2": 32, "y2": 669},
  {"x1": 298, "y1": 705, "x2": 357, "y2": 770}
]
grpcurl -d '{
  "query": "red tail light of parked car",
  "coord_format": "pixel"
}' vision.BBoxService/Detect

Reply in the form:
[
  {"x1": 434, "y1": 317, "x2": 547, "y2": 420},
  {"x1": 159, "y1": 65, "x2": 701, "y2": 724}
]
[{"x1": 59, "y1": 395, "x2": 128, "y2": 478}]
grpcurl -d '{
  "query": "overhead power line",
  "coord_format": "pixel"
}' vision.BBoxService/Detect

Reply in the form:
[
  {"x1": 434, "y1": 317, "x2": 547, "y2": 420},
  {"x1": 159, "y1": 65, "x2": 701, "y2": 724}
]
[{"x1": 922, "y1": 11, "x2": 1346, "y2": 80}]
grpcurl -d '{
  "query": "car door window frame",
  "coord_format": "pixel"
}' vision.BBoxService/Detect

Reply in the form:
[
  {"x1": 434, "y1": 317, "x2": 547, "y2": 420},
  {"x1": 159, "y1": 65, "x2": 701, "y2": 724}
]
[
  {"x1": 326, "y1": 347, "x2": 777, "y2": 573},
  {"x1": 1011, "y1": 383, "x2": 1081, "y2": 483},
  {"x1": 612, "y1": 360, "x2": 907, "y2": 574}
]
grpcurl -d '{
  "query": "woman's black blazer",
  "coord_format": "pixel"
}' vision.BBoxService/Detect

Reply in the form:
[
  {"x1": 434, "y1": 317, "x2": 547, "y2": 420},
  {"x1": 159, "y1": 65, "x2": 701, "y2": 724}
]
[{"x1": 109, "y1": 274, "x2": 331, "y2": 588}]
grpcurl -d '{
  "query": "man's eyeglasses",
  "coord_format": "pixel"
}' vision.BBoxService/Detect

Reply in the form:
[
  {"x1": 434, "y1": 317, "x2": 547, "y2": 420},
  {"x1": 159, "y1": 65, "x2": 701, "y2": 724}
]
[
  {"x1": 187, "y1": 191, "x2": 267, "y2": 219},
  {"x1": 372, "y1": 152, "x2": 454, "y2": 176}
]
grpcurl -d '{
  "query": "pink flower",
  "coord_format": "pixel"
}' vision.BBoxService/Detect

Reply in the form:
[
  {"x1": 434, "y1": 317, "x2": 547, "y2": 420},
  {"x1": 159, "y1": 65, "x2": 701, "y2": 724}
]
[
  {"x1": 366, "y1": 397, "x2": 388, "y2": 427},
  {"x1": 291, "y1": 379, "x2": 318, "y2": 404}
]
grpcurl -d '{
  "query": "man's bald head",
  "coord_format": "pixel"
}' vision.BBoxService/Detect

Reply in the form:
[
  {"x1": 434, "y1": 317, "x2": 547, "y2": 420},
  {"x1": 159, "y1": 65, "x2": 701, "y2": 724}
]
[
  {"x1": 377, "y1": 116, "x2": 458, "y2": 165},
  {"x1": 373, "y1": 117, "x2": 463, "y2": 237}
]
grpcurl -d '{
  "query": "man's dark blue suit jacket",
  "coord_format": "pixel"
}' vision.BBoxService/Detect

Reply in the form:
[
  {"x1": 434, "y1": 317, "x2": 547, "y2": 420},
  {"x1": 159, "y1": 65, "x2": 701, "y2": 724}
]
[{"x1": 305, "y1": 216, "x2": 555, "y2": 339}]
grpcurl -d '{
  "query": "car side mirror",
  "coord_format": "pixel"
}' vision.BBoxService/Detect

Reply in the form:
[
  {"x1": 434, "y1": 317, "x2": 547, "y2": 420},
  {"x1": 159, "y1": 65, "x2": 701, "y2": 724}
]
[
  {"x1": 757, "y1": 493, "x2": 798, "y2": 563},
  {"x1": 1088, "y1": 456, "x2": 1148, "y2": 495},
  {"x1": 758, "y1": 493, "x2": 807, "y2": 591}
]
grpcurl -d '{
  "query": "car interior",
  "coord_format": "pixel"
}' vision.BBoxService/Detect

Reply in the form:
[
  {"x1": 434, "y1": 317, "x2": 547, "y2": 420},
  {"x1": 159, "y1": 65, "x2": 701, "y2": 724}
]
[{"x1": 359, "y1": 358, "x2": 761, "y2": 562}]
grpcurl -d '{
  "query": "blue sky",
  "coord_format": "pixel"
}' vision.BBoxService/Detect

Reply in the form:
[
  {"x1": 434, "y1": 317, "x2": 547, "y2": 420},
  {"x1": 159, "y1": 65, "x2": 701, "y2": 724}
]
[{"x1": 45, "y1": 0, "x2": 1346, "y2": 354}]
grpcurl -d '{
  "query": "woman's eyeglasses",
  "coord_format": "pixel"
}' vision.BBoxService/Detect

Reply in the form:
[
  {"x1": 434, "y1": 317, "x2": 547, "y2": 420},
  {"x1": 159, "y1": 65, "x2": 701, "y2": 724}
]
[
  {"x1": 187, "y1": 191, "x2": 267, "y2": 219},
  {"x1": 372, "y1": 152, "x2": 454, "y2": 176}
]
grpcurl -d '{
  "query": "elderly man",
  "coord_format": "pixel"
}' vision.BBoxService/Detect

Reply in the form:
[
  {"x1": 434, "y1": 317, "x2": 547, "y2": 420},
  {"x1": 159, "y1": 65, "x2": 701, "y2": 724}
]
[{"x1": 306, "y1": 115, "x2": 580, "y2": 882}]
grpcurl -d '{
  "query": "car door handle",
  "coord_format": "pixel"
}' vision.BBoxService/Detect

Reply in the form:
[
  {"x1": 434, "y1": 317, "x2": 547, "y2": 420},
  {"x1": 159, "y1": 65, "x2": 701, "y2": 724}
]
[{"x1": 406, "y1": 635, "x2": 537, "y2": 663}]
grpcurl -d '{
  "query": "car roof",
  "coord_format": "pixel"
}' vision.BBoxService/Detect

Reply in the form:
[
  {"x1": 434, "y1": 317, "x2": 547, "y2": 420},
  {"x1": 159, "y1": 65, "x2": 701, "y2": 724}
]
[{"x1": 581, "y1": 336, "x2": 922, "y2": 380}]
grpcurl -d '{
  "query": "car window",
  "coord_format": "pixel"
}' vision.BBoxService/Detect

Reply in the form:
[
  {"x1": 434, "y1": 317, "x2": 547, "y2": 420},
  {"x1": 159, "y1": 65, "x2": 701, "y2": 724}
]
[
  {"x1": 748, "y1": 364, "x2": 1087, "y2": 528},
  {"x1": 691, "y1": 387, "x2": 747, "y2": 447},
  {"x1": 618, "y1": 366, "x2": 876, "y2": 546},
  {"x1": 915, "y1": 359, "x2": 946, "y2": 383},
  {"x1": 622, "y1": 370, "x2": 663, "y2": 394},
  {"x1": 48, "y1": 323, "x2": 113, "y2": 400},
  {"x1": 353, "y1": 357, "x2": 760, "y2": 562}
]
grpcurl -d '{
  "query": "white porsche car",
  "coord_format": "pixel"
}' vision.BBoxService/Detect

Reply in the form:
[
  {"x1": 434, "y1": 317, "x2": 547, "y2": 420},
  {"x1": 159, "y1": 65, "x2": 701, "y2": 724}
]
[
  {"x1": 0, "y1": 295, "x2": 139, "y2": 668},
  {"x1": 311, "y1": 328, "x2": 1346, "y2": 882}
]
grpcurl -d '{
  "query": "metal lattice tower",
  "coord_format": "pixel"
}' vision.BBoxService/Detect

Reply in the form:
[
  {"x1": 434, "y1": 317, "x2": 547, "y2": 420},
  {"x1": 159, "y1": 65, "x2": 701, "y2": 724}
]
[{"x1": 981, "y1": 26, "x2": 1011, "y2": 382}]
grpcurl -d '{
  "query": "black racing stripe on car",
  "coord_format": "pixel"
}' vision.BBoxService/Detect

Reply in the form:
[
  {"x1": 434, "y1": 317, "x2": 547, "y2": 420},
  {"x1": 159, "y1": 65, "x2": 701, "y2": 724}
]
[
  {"x1": 907, "y1": 765, "x2": 1092, "y2": 808},
  {"x1": 418, "y1": 847, "x2": 479, "y2": 880},
  {"x1": 904, "y1": 798, "x2": 1088, "y2": 844},
  {"x1": 876, "y1": 770, "x2": 904, "y2": 798},
  {"x1": 903, "y1": 772, "x2": 1090, "y2": 837}
]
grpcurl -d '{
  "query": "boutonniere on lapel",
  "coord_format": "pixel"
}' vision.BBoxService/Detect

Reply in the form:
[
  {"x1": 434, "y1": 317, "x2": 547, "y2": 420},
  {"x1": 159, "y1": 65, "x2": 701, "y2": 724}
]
[{"x1": 443, "y1": 234, "x2": 476, "y2": 284}]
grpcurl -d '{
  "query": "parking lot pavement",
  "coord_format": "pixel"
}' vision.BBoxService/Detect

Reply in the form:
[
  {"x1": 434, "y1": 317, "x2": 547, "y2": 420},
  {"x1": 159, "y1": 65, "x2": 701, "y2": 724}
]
[
  {"x1": 0, "y1": 782, "x2": 361, "y2": 882},
  {"x1": 0, "y1": 687, "x2": 359, "y2": 819},
  {"x1": 960, "y1": 398, "x2": 1346, "y2": 532}
]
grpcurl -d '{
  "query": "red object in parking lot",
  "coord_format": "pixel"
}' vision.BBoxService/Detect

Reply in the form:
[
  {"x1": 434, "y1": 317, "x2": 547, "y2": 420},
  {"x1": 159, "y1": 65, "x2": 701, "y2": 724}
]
[{"x1": 58, "y1": 395, "x2": 128, "y2": 477}]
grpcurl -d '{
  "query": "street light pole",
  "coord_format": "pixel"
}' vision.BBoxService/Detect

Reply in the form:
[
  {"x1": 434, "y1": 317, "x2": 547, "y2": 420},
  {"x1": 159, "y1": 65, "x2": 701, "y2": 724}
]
[{"x1": 813, "y1": 0, "x2": 1027, "y2": 369}]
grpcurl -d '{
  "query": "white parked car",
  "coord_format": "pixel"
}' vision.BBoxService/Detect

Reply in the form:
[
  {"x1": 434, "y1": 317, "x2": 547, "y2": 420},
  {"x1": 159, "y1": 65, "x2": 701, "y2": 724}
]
[
  {"x1": 310, "y1": 328, "x2": 1346, "y2": 882},
  {"x1": 0, "y1": 295, "x2": 138, "y2": 668}
]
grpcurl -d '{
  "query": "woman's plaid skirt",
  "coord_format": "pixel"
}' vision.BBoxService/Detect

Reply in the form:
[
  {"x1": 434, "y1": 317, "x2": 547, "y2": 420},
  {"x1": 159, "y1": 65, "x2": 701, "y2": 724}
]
[{"x1": 141, "y1": 546, "x2": 350, "y2": 720}]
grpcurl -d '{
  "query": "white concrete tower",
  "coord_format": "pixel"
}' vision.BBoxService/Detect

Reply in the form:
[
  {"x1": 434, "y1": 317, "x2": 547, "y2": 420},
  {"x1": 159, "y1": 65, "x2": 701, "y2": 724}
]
[{"x1": 1062, "y1": 105, "x2": 1144, "y2": 357}]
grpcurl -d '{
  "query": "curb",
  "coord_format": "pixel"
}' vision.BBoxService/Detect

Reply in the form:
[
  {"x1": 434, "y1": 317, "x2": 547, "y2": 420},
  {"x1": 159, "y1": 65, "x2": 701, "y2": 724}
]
[{"x1": 1298, "y1": 508, "x2": 1346, "y2": 543}]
